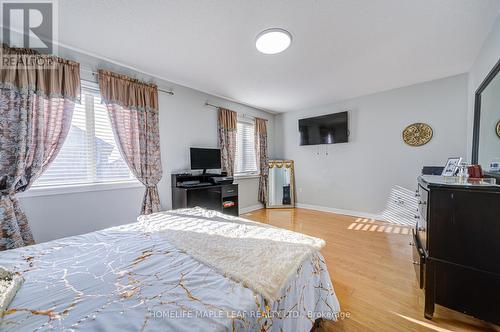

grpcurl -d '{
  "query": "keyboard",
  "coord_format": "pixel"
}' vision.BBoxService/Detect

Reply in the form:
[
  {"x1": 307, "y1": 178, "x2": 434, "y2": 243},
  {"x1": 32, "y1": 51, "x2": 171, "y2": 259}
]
[{"x1": 181, "y1": 182, "x2": 212, "y2": 188}]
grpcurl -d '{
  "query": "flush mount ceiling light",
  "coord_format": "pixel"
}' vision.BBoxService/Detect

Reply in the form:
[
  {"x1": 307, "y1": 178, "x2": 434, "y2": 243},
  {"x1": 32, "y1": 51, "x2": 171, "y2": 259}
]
[{"x1": 255, "y1": 28, "x2": 292, "y2": 55}]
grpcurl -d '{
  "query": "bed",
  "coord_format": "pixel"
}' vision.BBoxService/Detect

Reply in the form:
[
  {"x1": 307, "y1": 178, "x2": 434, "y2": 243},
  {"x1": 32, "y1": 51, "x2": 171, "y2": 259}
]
[{"x1": 0, "y1": 208, "x2": 340, "y2": 331}]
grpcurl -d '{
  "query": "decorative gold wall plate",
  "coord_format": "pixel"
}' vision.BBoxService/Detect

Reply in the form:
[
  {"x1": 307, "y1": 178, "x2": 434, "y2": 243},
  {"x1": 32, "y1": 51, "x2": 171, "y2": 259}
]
[
  {"x1": 402, "y1": 123, "x2": 433, "y2": 147},
  {"x1": 496, "y1": 120, "x2": 500, "y2": 138}
]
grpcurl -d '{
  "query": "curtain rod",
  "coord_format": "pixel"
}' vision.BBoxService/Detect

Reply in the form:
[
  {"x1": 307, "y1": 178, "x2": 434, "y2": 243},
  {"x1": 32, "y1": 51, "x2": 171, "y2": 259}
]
[
  {"x1": 204, "y1": 102, "x2": 268, "y2": 121},
  {"x1": 84, "y1": 71, "x2": 174, "y2": 95}
]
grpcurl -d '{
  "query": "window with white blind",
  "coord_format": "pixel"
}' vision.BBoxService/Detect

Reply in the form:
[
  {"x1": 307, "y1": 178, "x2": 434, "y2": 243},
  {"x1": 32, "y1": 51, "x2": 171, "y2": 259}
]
[
  {"x1": 34, "y1": 87, "x2": 136, "y2": 188},
  {"x1": 235, "y1": 118, "x2": 258, "y2": 176}
]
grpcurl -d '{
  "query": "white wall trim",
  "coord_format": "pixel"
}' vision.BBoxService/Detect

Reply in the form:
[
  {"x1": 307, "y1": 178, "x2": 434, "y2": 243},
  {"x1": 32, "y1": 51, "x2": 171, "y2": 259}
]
[
  {"x1": 296, "y1": 203, "x2": 385, "y2": 221},
  {"x1": 19, "y1": 181, "x2": 143, "y2": 198},
  {"x1": 239, "y1": 203, "x2": 385, "y2": 220},
  {"x1": 239, "y1": 204, "x2": 264, "y2": 214}
]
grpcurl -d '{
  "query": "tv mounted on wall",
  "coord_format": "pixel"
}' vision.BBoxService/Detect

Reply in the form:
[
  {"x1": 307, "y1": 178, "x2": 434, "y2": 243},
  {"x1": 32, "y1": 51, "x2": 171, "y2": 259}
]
[{"x1": 298, "y1": 111, "x2": 349, "y2": 145}]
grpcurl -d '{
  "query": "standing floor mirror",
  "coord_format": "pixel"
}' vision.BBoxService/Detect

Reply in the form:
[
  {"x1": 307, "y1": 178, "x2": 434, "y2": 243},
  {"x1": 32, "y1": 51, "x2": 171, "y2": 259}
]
[{"x1": 267, "y1": 160, "x2": 295, "y2": 208}]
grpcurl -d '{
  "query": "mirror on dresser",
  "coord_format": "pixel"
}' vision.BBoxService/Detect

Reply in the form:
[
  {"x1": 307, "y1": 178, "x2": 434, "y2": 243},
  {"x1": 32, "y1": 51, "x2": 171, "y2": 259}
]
[{"x1": 472, "y1": 58, "x2": 500, "y2": 180}]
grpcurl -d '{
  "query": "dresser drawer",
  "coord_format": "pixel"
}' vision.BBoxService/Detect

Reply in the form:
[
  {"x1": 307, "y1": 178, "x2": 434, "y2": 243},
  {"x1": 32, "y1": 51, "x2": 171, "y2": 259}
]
[
  {"x1": 415, "y1": 185, "x2": 428, "y2": 253},
  {"x1": 417, "y1": 184, "x2": 428, "y2": 221},
  {"x1": 412, "y1": 229, "x2": 425, "y2": 289},
  {"x1": 429, "y1": 189, "x2": 500, "y2": 274},
  {"x1": 434, "y1": 260, "x2": 500, "y2": 325},
  {"x1": 221, "y1": 184, "x2": 238, "y2": 198}
]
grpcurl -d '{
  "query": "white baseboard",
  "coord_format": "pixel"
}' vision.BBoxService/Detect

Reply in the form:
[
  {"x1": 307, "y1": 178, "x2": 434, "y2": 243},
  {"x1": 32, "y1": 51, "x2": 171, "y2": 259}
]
[
  {"x1": 239, "y1": 204, "x2": 264, "y2": 214},
  {"x1": 296, "y1": 203, "x2": 385, "y2": 221},
  {"x1": 238, "y1": 202, "x2": 385, "y2": 221}
]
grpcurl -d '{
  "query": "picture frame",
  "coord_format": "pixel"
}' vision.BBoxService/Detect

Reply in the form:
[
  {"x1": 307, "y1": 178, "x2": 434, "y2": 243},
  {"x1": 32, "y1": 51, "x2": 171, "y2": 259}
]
[{"x1": 442, "y1": 157, "x2": 462, "y2": 177}]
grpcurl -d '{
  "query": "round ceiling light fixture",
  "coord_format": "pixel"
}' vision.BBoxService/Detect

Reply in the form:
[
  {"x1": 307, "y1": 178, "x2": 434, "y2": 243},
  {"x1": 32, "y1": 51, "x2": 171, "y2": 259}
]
[{"x1": 255, "y1": 28, "x2": 292, "y2": 54}]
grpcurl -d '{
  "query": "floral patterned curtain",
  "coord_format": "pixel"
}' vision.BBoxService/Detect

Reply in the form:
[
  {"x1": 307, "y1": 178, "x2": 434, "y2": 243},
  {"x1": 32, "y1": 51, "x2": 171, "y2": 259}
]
[
  {"x1": 0, "y1": 45, "x2": 80, "y2": 250},
  {"x1": 218, "y1": 108, "x2": 237, "y2": 176},
  {"x1": 255, "y1": 117, "x2": 268, "y2": 205},
  {"x1": 97, "y1": 70, "x2": 162, "y2": 215}
]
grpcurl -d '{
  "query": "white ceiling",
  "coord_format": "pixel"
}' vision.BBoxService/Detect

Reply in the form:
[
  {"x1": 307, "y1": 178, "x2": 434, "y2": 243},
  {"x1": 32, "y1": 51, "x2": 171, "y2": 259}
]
[{"x1": 58, "y1": 0, "x2": 500, "y2": 113}]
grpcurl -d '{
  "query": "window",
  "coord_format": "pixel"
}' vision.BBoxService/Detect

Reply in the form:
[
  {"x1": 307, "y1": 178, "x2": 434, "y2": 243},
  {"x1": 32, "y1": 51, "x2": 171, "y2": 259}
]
[
  {"x1": 235, "y1": 118, "x2": 258, "y2": 176},
  {"x1": 34, "y1": 85, "x2": 136, "y2": 188}
]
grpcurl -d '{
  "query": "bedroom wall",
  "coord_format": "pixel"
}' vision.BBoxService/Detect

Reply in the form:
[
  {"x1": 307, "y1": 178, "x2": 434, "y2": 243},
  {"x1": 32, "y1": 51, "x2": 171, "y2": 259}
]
[
  {"x1": 18, "y1": 53, "x2": 275, "y2": 244},
  {"x1": 156, "y1": 84, "x2": 275, "y2": 213},
  {"x1": 274, "y1": 74, "x2": 468, "y2": 217},
  {"x1": 466, "y1": 15, "x2": 500, "y2": 160}
]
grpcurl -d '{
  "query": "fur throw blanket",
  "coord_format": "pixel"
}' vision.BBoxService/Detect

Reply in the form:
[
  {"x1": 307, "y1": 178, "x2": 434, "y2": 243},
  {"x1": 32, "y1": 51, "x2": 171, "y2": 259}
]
[
  {"x1": 0, "y1": 267, "x2": 23, "y2": 315},
  {"x1": 138, "y1": 208, "x2": 325, "y2": 301}
]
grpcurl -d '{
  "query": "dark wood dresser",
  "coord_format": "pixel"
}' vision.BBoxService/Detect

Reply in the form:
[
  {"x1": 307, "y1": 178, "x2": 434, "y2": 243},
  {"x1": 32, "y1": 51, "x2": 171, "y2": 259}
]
[{"x1": 412, "y1": 175, "x2": 500, "y2": 325}]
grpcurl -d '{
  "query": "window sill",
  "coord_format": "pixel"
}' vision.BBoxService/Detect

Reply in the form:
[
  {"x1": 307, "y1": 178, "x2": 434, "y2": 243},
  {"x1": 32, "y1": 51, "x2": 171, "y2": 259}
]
[
  {"x1": 234, "y1": 174, "x2": 261, "y2": 180},
  {"x1": 19, "y1": 181, "x2": 143, "y2": 198}
]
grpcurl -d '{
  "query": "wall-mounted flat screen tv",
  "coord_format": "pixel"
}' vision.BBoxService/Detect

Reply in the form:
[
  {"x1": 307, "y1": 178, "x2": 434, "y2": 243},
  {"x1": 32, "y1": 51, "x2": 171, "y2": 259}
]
[{"x1": 298, "y1": 111, "x2": 349, "y2": 145}]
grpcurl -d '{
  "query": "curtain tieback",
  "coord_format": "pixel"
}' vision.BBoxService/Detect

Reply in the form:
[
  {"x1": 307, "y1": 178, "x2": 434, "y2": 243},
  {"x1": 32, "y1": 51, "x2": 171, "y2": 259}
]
[{"x1": 0, "y1": 191, "x2": 16, "y2": 198}]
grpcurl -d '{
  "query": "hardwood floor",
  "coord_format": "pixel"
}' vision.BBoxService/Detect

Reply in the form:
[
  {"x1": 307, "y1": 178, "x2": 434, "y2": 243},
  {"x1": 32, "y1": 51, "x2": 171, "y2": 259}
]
[{"x1": 242, "y1": 208, "x2": 500, "y2": 332}]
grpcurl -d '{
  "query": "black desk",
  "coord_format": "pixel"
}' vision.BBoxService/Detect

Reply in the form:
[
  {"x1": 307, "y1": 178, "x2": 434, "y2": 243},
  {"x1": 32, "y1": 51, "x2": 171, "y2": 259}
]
[{"x1": 171, "y1": 173, "x2": 238, "y2": 216}]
